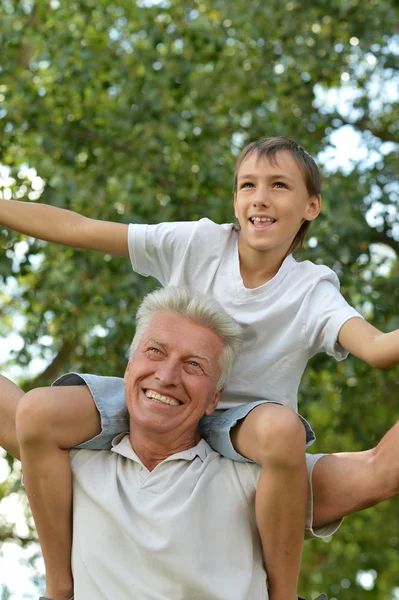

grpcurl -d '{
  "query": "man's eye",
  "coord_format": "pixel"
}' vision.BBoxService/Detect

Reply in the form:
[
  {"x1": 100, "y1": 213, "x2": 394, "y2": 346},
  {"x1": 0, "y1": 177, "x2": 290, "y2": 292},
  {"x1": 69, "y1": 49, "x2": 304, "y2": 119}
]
[
  {"x1": 186, "y1": 360, "x2": 204, "y2": 372},
  {"x1": 146, "y1": 347, "x2": 164, "y2": 360}
]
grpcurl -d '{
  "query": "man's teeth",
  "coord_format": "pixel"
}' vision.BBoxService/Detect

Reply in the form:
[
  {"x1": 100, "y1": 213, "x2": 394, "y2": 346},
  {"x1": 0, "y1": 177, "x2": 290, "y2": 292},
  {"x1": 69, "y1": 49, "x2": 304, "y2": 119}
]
[
  {"x1": 251, "y1": 217, "x2": 275, "y2": 223},
  {"x1": 145, "y1": 390, "x2": 181, "y2": 406}
]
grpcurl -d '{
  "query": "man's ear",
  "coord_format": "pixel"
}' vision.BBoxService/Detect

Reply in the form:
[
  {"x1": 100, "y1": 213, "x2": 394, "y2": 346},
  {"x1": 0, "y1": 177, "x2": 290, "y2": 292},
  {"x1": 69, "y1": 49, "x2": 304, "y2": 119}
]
[
  {"x1": 305, "y1": 194, "x2": 321, "y2": 221},
  {"x1": 123, "y1": 361, "x2": 131, "y2": 384},
  {"x1": 204, "y1": 389, "x2": 222, "y2": 417}
]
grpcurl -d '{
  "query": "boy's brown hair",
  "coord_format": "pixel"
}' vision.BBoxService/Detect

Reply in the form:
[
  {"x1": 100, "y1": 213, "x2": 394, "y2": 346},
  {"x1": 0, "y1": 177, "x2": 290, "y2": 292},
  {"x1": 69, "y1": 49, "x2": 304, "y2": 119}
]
[{"x1": 233, "y1": 137, "x2": 322, "y2": 255}]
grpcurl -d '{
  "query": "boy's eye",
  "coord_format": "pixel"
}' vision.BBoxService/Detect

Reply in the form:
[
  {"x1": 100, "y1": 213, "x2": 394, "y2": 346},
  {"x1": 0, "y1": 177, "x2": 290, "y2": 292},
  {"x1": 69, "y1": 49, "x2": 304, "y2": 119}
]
[
  {"x1": 241, "y1": 182, "x2": 254, "y2": 189},
  {"x1": 274, "y1": 181, "x2": 287, "y2": 189}
]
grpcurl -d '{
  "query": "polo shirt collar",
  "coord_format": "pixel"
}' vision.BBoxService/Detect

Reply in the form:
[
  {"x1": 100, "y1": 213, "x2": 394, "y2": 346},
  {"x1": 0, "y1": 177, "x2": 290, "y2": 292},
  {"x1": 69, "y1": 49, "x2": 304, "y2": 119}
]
[{"x1": 111, "y1": 433, "x2": 211, "y2": 465}]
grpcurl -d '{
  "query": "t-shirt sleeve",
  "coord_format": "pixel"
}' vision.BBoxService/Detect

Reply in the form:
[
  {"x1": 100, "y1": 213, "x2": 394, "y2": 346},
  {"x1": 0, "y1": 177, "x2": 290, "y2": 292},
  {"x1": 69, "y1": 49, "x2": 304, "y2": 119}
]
[
  {"x1": 305, "y1": 279, "x2": 363, "y2": 360},
  {"x1": 127, "y1": 221, "x2": 197, "y2": 285}
]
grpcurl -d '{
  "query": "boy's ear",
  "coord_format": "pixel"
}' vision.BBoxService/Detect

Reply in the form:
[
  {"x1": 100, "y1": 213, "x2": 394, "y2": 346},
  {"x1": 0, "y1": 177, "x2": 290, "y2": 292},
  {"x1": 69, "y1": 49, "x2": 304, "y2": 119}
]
[{"x1": 305, "y1": 194, "x2": 321, "y2": 221}]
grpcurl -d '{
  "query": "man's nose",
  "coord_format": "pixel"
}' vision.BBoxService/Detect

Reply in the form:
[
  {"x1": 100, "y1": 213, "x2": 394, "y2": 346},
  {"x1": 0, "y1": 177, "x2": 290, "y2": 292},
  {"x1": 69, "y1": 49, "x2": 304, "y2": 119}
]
[{"x1": 155, "y1": 359, "x2": 180, "y2": 386}]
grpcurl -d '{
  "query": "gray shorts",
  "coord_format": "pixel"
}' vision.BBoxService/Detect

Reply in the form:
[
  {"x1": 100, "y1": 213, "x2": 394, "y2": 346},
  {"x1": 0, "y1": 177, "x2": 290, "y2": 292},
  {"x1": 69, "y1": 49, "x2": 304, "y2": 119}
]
[{"x1": 54, "y1": 373, "x2": 341, "y2": 539}]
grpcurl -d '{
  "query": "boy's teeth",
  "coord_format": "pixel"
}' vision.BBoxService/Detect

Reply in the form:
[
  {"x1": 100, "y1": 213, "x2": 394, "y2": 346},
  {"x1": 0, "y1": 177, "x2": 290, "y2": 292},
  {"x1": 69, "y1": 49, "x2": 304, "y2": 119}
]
[
  {"x1": 251, "y1": 217, "x2": 275, "y2": 223},
  {"x1": 145, "y1": 390, "x2": 181, "y2": 406}
]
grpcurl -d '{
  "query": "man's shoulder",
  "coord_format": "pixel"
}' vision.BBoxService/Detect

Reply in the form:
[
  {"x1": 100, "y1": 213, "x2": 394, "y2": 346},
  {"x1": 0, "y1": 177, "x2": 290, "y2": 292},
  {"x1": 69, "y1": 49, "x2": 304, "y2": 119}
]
[
  {"x1": 209, "y1": 452, "x2": 261, "y2": 496},
  {"x1": 69, "y1": 447, "x2": 110, "y2": 473},
  {"x1": 233, "y1": 460, "x2": 261, "y2": 488}
]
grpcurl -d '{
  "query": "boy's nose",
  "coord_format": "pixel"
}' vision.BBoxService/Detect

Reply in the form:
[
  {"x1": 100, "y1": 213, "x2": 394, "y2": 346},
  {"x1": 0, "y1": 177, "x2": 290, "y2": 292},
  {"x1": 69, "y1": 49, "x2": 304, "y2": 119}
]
[
  {"x1": 252, "y1": 196, "x2": 270, "y2": 208},
  {"x1": 253, "y1": 187, "x2": 271, "y2": 207}
]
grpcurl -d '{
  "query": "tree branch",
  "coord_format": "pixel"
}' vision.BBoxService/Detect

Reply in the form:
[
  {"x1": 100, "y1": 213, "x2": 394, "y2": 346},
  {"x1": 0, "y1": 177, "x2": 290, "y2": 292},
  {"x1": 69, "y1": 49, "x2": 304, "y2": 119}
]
[{"x1": 29, "y1": 339, "x2": 75, "y2": 388}]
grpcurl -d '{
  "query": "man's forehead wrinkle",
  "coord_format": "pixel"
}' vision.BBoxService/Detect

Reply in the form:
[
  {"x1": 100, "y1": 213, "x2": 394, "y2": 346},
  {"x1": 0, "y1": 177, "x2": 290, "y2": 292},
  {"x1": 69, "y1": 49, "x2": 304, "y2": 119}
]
[{"x1": 147, "y1": 337, "x2": 168, "y2": 348}]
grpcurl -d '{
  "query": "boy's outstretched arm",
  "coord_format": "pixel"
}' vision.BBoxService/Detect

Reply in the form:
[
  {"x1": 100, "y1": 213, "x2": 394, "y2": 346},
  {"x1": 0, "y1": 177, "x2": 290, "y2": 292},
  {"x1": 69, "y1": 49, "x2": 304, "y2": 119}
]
[
  {"x1": 338, "y1": 318, "x2": 399, "y2": 369},
  {"x1": 0, "y1": 374, "x2": 23, "y2": 458},
  {"x1": 0, "y1": 199, "x2": 129, "y2": 258}
]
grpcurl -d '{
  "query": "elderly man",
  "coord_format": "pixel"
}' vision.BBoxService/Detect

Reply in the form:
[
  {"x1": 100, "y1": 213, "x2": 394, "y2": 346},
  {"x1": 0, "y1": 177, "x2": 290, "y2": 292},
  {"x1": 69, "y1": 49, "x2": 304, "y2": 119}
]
[{"x1": 0, "y1": 287, "x2": 329, "y2": 600}]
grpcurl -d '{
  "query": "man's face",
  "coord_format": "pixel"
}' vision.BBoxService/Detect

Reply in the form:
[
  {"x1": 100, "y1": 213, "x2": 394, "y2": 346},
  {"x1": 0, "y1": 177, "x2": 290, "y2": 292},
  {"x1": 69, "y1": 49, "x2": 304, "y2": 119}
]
[{"x1": 124, "y1": 311, "x2": 223, "y2": 439}]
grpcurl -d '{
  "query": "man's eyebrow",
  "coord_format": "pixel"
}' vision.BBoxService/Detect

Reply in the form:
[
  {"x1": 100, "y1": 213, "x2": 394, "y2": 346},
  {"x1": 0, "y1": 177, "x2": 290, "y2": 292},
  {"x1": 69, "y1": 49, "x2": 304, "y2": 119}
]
[
  {"x1": 146, "y1": 337, "x2": 167, "y2": 348},
  {"x1": 238, "y1": 172, "x2": 295, "y2": 183},
  {"x1": 188, "y1": 352, "x2": 212, "y2": 369}
]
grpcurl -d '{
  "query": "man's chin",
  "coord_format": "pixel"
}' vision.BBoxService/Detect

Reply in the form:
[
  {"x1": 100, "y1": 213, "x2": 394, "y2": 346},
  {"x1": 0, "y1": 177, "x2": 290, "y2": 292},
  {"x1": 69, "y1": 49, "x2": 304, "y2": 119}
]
[{"x1": 130, "y1": 413, "x2": 181, "y2": 434}]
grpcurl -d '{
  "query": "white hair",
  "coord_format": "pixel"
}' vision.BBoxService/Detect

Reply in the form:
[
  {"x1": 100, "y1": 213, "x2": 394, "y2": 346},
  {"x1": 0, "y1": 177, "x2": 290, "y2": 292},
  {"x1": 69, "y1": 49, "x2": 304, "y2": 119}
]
[{"x1": 129, "y1": 287, "x2": 243, "y2": 391}]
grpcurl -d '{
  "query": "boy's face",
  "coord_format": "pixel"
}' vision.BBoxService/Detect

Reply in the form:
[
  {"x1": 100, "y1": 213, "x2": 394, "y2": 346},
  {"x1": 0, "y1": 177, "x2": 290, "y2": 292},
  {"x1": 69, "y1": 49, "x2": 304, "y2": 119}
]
[{"x1": 234, "y1": 150, "x2": 320, "y2": 258}]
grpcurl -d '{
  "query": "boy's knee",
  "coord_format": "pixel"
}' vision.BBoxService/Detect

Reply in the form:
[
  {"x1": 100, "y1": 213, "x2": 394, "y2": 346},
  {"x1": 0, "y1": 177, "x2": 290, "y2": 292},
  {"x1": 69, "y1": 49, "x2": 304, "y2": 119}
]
[
  {"x1": 16, "y1": 388, "x2": 52, "y2": 445},
  {"x1": 254, "y1": 404, "x2": 306, "y2": 467}
]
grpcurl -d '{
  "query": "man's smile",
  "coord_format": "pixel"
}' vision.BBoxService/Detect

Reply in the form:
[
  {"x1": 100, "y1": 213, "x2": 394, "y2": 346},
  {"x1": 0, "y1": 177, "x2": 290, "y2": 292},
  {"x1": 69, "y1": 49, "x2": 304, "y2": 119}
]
[{"x1": 144, "y1": 388, "x2": 182, "y2": 406}]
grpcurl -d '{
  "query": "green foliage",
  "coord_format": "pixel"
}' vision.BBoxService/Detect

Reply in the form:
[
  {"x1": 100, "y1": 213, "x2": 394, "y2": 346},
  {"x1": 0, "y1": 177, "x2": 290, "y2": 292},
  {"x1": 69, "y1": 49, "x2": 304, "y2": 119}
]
[{"x1": 0, "y1": 0, "x2": 398, "y2": 597}]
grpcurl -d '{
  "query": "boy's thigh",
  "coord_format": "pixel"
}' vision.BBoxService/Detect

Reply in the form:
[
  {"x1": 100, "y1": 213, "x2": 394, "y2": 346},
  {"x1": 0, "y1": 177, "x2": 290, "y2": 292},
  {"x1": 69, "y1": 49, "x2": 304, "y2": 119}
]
[
  {"x1": 19, "y1": 383, "x2": 101, "y2": 448},
  {"x1": 53, "y1": 373, "x2": 129, "y2": 449},
  {"x1": 199, "y1": 400, "x2": 315, "y2": 463}
]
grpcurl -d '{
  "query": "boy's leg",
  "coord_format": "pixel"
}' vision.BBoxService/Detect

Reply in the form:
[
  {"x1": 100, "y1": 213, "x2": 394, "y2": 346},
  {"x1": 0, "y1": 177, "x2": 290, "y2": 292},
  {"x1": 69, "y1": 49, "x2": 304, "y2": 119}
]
[
  {"x1": 0, "y1": 374, "x2": 23, "y2": 458},
  {"x1": 231, "y1": 404, "x2": 308, "y2": 600},
  {"x1": 311, "y1": 420, "x2": 399, "y2": 528},
  {"x1": 16, "y1": 386, "x2": 101, "y2": 600}
]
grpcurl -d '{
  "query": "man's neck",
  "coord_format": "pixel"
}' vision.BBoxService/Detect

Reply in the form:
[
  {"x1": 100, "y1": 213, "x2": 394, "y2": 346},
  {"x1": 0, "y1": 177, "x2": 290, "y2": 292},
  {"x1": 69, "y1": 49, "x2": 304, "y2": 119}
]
[{"x1": 129, "y1": 425, "x2": 201, "y2": 471}]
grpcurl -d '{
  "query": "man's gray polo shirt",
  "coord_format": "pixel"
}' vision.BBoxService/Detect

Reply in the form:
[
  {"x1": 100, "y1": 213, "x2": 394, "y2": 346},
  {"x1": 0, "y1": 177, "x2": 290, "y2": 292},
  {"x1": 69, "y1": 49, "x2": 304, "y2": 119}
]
[{"x1": 70, "y1": 434, "x2": 267, "y2": 599}]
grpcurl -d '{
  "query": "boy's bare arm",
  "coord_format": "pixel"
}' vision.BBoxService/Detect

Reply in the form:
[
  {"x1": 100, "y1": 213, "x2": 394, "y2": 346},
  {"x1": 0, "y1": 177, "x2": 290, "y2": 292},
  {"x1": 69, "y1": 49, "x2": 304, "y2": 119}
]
[
  {"x1": 0, "y1": 374, "x2": 23, "y2": 459},
  {"x1": 338, "y1": 317, "x2": 399, "y2": 369},
  {"x1": 0, "y1": 199, "x2": 129, "y2": 258}
]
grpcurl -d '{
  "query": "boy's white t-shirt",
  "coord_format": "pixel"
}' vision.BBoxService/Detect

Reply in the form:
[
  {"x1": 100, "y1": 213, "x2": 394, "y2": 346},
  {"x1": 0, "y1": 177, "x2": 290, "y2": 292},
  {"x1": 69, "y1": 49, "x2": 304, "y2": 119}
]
[{"x1": 128, "y1": 218, "x2": 362, "y2": 412}]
